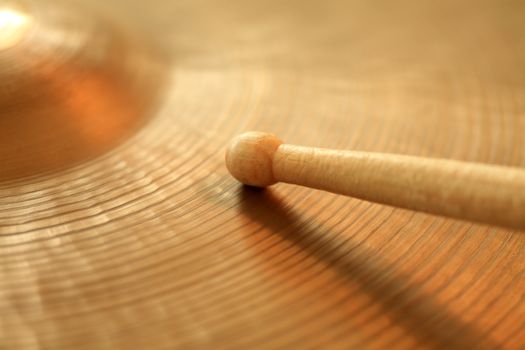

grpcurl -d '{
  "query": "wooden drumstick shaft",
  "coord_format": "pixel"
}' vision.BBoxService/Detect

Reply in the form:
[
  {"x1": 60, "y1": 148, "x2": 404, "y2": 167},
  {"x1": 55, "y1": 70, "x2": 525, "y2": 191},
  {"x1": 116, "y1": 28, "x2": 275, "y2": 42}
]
[
  {"x1": 226, "y1": 132, "x2": 525, "y2": 230},
  {"x1": 274, "y1": 144, "x2": 525, "y2": 229}
]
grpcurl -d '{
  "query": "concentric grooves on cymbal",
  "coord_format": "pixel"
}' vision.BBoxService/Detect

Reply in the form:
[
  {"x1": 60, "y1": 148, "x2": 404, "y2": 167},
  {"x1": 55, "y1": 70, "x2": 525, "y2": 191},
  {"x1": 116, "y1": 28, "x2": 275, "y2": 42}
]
[{"x1": 2, "y1": 0, "x2": 525, "y2": 349}]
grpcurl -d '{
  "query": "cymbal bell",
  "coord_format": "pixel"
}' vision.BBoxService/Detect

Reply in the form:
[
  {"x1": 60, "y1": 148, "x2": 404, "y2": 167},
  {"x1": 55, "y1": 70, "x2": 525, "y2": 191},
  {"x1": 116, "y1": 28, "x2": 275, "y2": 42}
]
[{"x1": 0, "y1": 0, "x2": 165, "y2": 182}]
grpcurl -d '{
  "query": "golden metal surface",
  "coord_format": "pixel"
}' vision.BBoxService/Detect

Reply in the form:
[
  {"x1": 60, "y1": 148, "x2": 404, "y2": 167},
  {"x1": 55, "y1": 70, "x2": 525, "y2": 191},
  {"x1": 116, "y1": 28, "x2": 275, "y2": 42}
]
[
  {"x1": 2, "y1": 0, "x2": 525, "y2": 349},
  {"x1": 0, "y1": 0, "x2": 165, "y2": 181}
]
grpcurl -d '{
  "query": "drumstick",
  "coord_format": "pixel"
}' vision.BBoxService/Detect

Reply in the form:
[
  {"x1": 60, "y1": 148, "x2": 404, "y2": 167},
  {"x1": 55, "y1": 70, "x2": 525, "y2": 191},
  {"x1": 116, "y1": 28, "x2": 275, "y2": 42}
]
[{"x1": 225, "y1": 131, "x2": 525, "y2": 230}]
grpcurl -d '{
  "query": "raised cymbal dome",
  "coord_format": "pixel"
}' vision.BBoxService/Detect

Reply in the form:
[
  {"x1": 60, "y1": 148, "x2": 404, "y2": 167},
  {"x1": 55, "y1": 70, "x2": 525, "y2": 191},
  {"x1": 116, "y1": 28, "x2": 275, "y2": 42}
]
[{"x1": 0, "y1": 0, "x2": 165, "y2": 182}]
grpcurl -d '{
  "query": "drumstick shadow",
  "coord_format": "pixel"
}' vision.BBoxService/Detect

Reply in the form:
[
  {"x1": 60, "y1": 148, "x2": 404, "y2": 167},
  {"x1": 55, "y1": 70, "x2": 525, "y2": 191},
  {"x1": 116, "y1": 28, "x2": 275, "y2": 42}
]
[{"x1": 238, "y1": 186, "x2": 496, "y2": 349}]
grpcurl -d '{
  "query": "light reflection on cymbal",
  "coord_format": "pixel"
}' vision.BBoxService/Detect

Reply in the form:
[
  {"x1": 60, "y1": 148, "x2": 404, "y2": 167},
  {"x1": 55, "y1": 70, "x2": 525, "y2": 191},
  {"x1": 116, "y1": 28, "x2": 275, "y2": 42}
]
[
  {"x1": 0, "y1": 0, "x2": 167, "y2": 182},
  {"x1": 0, "y1": 5, "x2": 31, "y2": 50}
]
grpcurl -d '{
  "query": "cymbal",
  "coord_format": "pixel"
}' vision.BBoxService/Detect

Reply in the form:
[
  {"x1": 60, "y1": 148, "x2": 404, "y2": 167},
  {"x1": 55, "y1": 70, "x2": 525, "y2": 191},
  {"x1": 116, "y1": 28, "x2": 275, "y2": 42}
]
[
  {"x1": 2, "y1": 0, "x2": 525, "y2": 349},
  {"x1": 0, "y1": 0, "x2": 166, "y2": 181}
]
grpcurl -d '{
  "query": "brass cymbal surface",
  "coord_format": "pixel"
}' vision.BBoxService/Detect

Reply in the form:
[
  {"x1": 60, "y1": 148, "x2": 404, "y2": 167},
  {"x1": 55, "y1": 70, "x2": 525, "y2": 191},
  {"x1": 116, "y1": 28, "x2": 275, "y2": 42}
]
[
  {"x1": 1, "y1": 0, "x2": 525, "y2": 349},
  {"x1": 0, "y1": 0, "x2": 165, "y2": 181}
]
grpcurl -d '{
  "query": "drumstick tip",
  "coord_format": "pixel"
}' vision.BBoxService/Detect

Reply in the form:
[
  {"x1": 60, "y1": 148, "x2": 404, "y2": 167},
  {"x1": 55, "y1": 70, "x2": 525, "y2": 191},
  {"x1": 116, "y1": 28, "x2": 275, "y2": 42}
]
[{"x1": 226, "y1": 132, "x2": 283, "y2": 187}]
